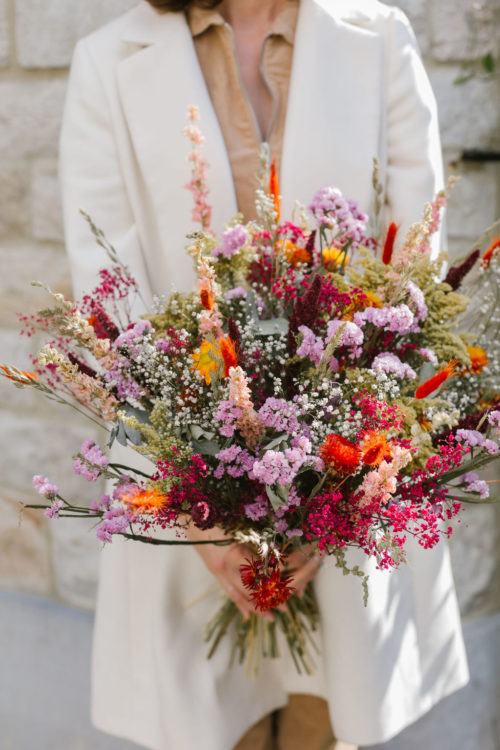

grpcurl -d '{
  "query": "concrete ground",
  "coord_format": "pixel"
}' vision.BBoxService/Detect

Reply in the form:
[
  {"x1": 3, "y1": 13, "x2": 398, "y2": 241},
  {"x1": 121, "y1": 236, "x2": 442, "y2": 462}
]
[{"x1": 0, "y1": 590, "x2": 498, "y2": 750}]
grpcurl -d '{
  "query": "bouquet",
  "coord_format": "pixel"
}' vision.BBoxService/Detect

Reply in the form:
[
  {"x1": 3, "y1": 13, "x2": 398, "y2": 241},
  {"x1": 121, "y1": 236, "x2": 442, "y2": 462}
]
[{"x1": 3, "y1": 108, "x2": 500, "y2": 675}]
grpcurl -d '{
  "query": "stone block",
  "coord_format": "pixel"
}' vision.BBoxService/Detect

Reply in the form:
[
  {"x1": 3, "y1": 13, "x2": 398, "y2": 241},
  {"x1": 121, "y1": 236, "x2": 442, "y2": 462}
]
[
  {"x1": 0, "y1": 410, "x2": 101, "y2": 498},
  {"x1": 0, "y1": 244, "x2": 71, "y2": 328},
  {"x1": 429, "y1": 65, "x2": 500, "y2": 151},
  {"x1": 15, "y1": 0, "x2": 137, "y2": 68},
  {"x1": 0, "y1": 79, "x2": 67, "y2": 160},
  {"x1": 0, "y1": 328, "x2": 44, "y2": 414},
  {"x1": 382, "y1": 0, "x2": 430, "y2": 56},
  {"x1": 0, "y1": 0, "x2": 9, "y2": 67},
  {"x1": 0, "y1": 496, "x2": 51, "y2": 596},
  {"x1": 0, "y1": 163, "x2": 28, "y2": 238},
  {"x1": 31, "y1": 158, "x2": 64, "y2": 242},
  {"x1": 445, "y1": 164, "x2": 497, "y2": 240},
  {"x1": 49, "y1": 518, "x2": 100, "y2": 610},
  {"x1": 430, "y1": 0, "x2": 499, "y2": 62}
]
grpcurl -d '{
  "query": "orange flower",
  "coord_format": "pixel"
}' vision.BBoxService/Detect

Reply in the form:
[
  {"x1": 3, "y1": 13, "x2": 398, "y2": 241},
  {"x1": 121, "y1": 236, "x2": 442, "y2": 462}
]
[
  {"x1": 359, "y1": 432, "x2": 392, "y2": 466},
  {"x1": 192, "y1": 340, "x2": 221, "y2": 385},
  {"x1": 382, "y1": 222, "x2": 399, "y2": 265},
  {"x1": 199, "y1": 282, "x2": 214, "y2": 311},
  {"x1": 465, "y1": 345, "x2": 488, "y2": 375},
  {"x1": 269, "y1": 158, "x2": 280, "y2": 221},
  {"x1": 415, "y1": 360, "x2": 460, "y2": 399},
  {"x1": 282, "y1": 240, "x2": 311, "y2": 267},
  {"x1": 322, "y1": 246, "x2": 348, "y2": 269},
  {"x1": 319, "y1": 433, "x2": 361, "y2": 474},
  {"x1": 417, "y1": 413, "x2": 433, "y2": 431},
  {"x1": 220, "y1": 336, "x2": 238, "y2": 377},
  {"x1": 86, "y1": 314, "x2": 100, "y2": 329},
  {"x1": 122, "y1": 486, "x2": 167, "y2": 515},
  {"x1": 0, "y1": 365, "x2": 39, "y2": 384},
  {"x1": 480, "y1": 238, "x2": 500, "y2": 269}
]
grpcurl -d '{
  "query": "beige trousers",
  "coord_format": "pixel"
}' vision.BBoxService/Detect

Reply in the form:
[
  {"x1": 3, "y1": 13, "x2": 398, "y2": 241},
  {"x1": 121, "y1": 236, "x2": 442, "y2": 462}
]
[{"x1": 233, "y1": 694, "x2": 358, "y2": 750}]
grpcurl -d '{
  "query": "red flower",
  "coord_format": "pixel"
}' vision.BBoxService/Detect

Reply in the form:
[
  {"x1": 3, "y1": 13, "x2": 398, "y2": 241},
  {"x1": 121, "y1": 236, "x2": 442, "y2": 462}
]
[
  {"x1": 382, "y1": 222, "x2": 399, "y2": 265},
  {"x1": 319, "y1": 434, "x2": 361, "y2": 474},
  {"x1": 240, "y1": 558, "x2": 294, "y2": 611},
  {"x1": 220, "y1": 336, "x2": 238, "y2": 377},
  {"x1": 269, "y1": 159, "x2": 281, "y2": 221},
  {"x1": 415, "y1": 360, "x2": 460, "y2": 399}
]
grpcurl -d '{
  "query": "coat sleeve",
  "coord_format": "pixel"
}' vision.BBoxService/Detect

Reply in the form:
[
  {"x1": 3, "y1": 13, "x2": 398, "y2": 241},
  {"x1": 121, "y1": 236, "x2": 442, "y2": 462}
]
[
  {"x1": 59, "y1": 38, "x2": 153, "y2": 307},
  {"x1": 384, "y1": 8, "x2": 445, "y2": 258}
]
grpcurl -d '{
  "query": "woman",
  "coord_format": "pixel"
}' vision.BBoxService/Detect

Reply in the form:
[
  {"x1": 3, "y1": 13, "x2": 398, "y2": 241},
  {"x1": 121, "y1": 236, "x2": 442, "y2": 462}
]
[{"x1": 59, "y1": 1, "x2": 469, "y2": 748}]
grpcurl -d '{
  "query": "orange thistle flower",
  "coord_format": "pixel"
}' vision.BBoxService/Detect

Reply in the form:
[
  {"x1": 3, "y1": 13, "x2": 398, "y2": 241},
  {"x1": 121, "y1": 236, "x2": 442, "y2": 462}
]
[
  {"x1": 192, "y1": 340, "x2": 221, "y2": 385},
  {"x1": 480, "y1": 237, "x2": 500, "y2": 269},
  {"x1": 319, "y1": 433, "x2": 361, "y2": 474},
  {"x1": 359, "y1": 432, "x2": 392, "y2": 466},
  {"x1": 269, "y1": 158, "x2": 280, "y2": 221},
  {"x1": 282, "y1": 240, "x2": 311, "y2": 267},
  {"x1": 414, "y1": 360, "x2": 461, "y2": 399},
  {"x1": 465, "y1": 345, "x2": 488, "y2": 375},
  {"x1": 382, "y1": 222, "x2": 399, "y2": 265},
  {"x1": 86, "y1": 314, "x2": 100, "y2": 329},
  {"x1": 0, "y1": 365, "x2": 39, "y2": 384},
  {"x1": 121, "y1": 486, "x2": 167, "y2": 515},
  {"x1": 220, "y1": 336, "x2": 238, "y2": 377}
]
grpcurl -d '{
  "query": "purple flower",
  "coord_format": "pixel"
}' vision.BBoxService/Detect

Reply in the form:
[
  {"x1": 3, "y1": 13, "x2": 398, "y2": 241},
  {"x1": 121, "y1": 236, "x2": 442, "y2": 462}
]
[
  {"x1": 215, "y1": 400, "x2": 243, "y2": 437},
  {"x1": 89, "y1": 494, "x2": 111, "y2": 514},
  {"x1": 296, "y1": 326, "x2": 324, "y2": 365},
  {"x1": 244, "y1": 495, "x2": 269, "y2": 521},
  {"x1": 455, "y1": 429, "x2": 484, "y2": 448},
  {"x1": 461, "y1": 472, "x2": 489, "y2": 499},
  {"x1": 44, "y1": 500, "x2": 64, "y2": 519},
  {"x1": 258, "y1": 397, "x2": 303, "y2": 434},
  {"x1": 371, "y1": 352, "x2": 416, "y2": 379},
  {"x1": 286, "y1": 528, "x2": 304, "y2": 538},
  {"x1": 488, "y1": 411, "x2": 500, "y2": 428},
  {"x1": 114, "y1": 319, "x2": 152, "y2": 349},
  {"x1": 224, "y1": 286, "x2": 247, "y2": 301},
  {"x1": 32, "y1": 475, "x2": 59, "y2": 499},
  {"x1": 274, "y1": 518, "x2": 288, "y2": 533},
  {"x1": 406, "y1": 281, "x2": 428, "y2": 321},
  {"x1": 74, "y1": 439, "x2": 108, "y2": 482},
  {"x1": 326, "y1": 320, "x2": 364, "y2": 358},
  {"x1": 214, "y1": 225, "x2": 248, "y2": 258},
  {"x1": 419, "y1": 348, "x2": 438, "y2": 366},
  {"x1": 95, "y1": 507, "x2": 131, "y2": 543},
  {"x1": 309, "y1": 186, "x2": 367, "y2": 248},
  {"x1": 354, "y1": 304, "x2": 416, "y2": 336}
]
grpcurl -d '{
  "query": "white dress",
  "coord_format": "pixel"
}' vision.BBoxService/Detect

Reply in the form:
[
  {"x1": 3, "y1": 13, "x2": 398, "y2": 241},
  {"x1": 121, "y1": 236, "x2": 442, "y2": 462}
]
[{"x1": 59, "y1": 2, "x2": 469, "y2": 748}]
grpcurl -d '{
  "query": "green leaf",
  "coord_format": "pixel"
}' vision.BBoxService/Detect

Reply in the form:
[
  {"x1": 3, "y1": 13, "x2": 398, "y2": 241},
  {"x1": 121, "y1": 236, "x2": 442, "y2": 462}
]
[
  {"x1": 263, "y1": 433, "x2": 288, "y2": 451},
  {"x1": 191, "y1": 439, "x2": 220, "y2": 456},
  {"x1": 256, "y1": 318, "x2": 288, "y2": 336},
  {"x1": 265, "y1": 484, "x2": 288, "y2": 511},
  {"x1": 482, "y1": 52, "x2": 495, "y2": 74}
]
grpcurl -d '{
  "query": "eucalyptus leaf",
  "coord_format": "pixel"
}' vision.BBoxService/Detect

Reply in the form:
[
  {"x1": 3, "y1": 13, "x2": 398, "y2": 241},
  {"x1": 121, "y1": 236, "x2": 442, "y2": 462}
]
[
  {"x1": 452, "y1": 494, "x2": 500, "y2": 504},
  {"x1": 265, "y1": 484, "x2": 288, "y2": 511},
  {"x1": 191, "y1": 439, "x2": 221, "y2": 456},
  {"x1": 264, "y1": 433, "x2": 288, "y2": 451},
  {"x1": 188, "y1": 424, "x2": 215, "y2": 441}
]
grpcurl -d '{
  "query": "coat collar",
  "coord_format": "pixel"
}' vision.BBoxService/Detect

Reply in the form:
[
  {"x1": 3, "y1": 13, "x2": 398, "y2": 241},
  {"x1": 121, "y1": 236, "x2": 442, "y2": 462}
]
[{"x1": 119, "y1": 0, "x2": 376, "y2": 46}]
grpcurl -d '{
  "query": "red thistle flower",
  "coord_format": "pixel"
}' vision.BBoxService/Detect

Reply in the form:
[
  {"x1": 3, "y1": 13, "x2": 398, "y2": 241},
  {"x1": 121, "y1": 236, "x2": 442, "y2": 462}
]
[
  {"x1": 320, "y1": 433, "x2": 361, "y2": 474},
  {"x1": 382, "y1": 222, "x2": 399, "y2": 265},
  {"x1": 220, "y1": 336, "x2": 238, "y2": 377},
  {"x1": 240, "y1": 558, "x2": 294, "y2": 611}
]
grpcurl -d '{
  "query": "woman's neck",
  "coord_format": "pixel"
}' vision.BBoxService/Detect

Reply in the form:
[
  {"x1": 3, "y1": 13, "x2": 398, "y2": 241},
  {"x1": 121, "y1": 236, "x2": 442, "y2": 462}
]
[{"x1": 218, "y1": 0, "x2": 286, "y2": 30}]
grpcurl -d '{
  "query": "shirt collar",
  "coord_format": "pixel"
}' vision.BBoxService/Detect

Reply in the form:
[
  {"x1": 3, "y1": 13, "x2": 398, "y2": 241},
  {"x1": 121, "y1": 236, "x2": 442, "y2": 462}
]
[{"x1": 187, "y1": 1, "x2": 299, "y2": 45}]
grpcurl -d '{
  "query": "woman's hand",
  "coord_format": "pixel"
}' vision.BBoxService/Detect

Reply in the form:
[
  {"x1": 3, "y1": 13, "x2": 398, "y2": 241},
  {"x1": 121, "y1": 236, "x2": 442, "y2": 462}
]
[
  {"x1": 184, "y1": 523, "x2": 274, "y2": 621},
  {"x1": 283, "y1": 545, "x2": 323, "y2": 598}
]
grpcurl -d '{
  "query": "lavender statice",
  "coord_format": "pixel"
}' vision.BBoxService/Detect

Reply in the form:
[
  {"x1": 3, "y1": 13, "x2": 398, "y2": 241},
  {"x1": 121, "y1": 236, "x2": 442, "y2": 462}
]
[
  {"x1": 309, "y1": 186, "x2": 367, "y2": 248},
  {"x1": 44, "y1": 500, "x2": 64, "y2": 518},
  {"x1": 296, "y1": 326, "x2": 324, "y2": 365},
  {"x1": 371, "y1": 353, "x2": 416, "y2": 380},
  {"x1": 95, "y1": 506, "x2": 132, "y2": 543},
  {"x1": 258, "y1": 397, "x2": 303, "y2": 434},
  {"x1": 354, "y1": 304, "x2": 416, "y2": 336},
  {"x1": 214, "y1": 225, "x2": 248, "y2": 258},
  {"x1": 405, "y1": 281, "x2": 428, "y2": 322},
  {"x1": 32, "y1": 475, "x2": 59, "y2": 499},
  {"x1": 461, "y1": 472, "x2": 489, "y2": 499},
  {"x1": 73, "y1": 438, "x2": 109, "y2": 482}
]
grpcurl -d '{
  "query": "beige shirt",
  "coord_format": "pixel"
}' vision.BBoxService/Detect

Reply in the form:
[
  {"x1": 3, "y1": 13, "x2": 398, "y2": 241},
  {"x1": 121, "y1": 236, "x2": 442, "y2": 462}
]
[{"x1": 187, "y1": 1, "x2": 299, "y2": 220}]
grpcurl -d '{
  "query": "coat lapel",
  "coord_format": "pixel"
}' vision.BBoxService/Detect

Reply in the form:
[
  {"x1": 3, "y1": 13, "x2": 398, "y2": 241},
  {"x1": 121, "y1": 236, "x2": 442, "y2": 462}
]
[
  {"x1": 116, "y1": 7, "x2": 237, "y2": 244},
  {"x1": 281, "y1": 0, "x2": 384, "y2": 217}
]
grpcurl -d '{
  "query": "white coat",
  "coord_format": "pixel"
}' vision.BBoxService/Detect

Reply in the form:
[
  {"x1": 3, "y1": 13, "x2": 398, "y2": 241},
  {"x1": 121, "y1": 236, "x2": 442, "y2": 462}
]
[{"x1": 59, "y1": 2, "x2": 469, "y2": 748}]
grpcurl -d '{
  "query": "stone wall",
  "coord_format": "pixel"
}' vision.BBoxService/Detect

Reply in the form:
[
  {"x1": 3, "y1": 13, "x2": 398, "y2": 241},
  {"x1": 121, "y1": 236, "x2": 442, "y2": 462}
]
[{"x1": 0, "y1": 0, "x2": 499, "y2": 619}]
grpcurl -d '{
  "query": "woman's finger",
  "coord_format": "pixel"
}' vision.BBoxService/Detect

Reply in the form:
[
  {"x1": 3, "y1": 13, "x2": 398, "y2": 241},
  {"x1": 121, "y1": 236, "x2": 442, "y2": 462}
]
[{"x1": 288, "y1": 554, "x2": 322, "y2": 597}]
